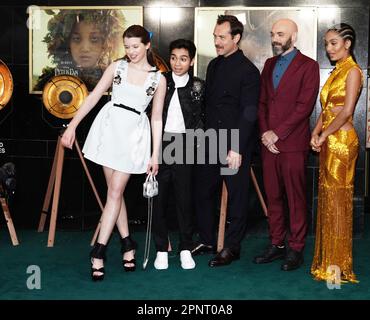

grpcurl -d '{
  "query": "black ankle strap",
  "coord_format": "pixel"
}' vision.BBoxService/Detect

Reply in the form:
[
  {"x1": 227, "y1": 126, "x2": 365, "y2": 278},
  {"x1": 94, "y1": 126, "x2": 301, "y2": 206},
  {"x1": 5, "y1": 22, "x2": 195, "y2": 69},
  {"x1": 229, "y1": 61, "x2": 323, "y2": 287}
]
[
  {"x1": 90, "y1": 243, "x2": 107, "y2": 260},
  {"x1": 121, "y1": 236, "x2": 137, "y2": 254}
]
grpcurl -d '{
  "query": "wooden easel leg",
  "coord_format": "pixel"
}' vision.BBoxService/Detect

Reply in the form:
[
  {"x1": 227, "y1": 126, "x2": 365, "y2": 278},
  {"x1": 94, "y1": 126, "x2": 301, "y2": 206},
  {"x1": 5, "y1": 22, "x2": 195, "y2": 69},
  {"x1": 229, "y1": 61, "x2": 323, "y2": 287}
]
[
  {"x1": 1, "y1": 197, "x2": 19, "y2": 246},
  {"x1": 74, "y1": 140, "x2": 104, "y2": 246},
  {"x1": 38, "y1": 137, "x2": 60, "y2": 232},
  {"x1": 216, "y1": 167, "x2": 267, "y2": 253},
  {"x1": 217, "y1": 181, "x2": 228, "y2": 253},
  {"x1": 47, "y1": 140, "x2": 65, "y2": 247},
  {"x1": 39, "y1": 135, "x2": 106, "y2": 247},
  {"x1": 250, "y1": 167, "x2": 268, "y2": 216},
  {"x1": 74, "y1": 140, "x2": 104, "y2": 211}
]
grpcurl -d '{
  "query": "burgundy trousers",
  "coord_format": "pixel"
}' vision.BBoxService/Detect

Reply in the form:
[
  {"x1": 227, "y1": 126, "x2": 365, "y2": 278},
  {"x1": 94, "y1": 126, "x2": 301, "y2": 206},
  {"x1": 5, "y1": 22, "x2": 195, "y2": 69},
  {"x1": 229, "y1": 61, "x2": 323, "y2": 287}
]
[{"x1": 261, "y1": 149, "x2": 309, "y2": 252}]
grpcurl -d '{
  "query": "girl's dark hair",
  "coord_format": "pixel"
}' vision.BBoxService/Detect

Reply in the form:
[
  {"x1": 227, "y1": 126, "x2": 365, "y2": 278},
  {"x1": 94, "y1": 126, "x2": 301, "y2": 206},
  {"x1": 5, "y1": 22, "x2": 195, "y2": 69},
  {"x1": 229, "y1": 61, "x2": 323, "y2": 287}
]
[
  {"x1": 327, "y1": 23, "x2": 357, "y2": 61},
  {"x1": 122, "y1": 25, "x2": 157, "y2": 68}
]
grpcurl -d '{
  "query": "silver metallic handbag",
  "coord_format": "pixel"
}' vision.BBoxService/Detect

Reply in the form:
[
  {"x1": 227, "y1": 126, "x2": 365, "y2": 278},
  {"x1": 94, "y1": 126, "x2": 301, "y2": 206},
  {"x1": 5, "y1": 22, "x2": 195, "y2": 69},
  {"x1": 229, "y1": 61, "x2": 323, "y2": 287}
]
[
  {"x1": 143, "y1": 173, "x2": 158, "y2": 198},
  {"x1": 142, "y1": 173, "x2": 159, "y2": 269}
]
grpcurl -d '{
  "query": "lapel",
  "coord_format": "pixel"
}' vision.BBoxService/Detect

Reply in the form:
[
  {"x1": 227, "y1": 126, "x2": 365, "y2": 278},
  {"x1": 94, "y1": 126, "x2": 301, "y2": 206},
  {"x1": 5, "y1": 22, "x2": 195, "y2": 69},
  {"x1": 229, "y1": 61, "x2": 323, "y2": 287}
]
[
  {"x1": 267, "y1": 56, "x2": 279, "y2": 93},
  {"x1": 273, "y1": 51, "x2": 305, "y2": 95},
  {"x1": 164, "y1": 72, "x2": 175, "y2": 112},
  {"x1": 178, "y1": 76, "x2": 193, "y2": 114}
]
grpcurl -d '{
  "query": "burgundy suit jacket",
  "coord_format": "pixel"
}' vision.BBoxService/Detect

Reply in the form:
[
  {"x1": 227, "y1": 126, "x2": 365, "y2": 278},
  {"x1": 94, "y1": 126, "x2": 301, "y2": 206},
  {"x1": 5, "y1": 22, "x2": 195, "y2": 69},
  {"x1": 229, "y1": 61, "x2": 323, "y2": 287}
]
[{"x1": 258, "y1": 51, "x2": 320, "y2": 152}]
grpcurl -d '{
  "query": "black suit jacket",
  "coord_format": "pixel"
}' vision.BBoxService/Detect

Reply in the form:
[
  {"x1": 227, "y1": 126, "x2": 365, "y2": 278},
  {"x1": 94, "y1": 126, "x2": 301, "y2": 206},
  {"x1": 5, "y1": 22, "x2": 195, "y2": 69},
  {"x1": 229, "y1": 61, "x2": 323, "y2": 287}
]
[{"x1": 205, "y1": 49, "x2": 261, "y2": 154}]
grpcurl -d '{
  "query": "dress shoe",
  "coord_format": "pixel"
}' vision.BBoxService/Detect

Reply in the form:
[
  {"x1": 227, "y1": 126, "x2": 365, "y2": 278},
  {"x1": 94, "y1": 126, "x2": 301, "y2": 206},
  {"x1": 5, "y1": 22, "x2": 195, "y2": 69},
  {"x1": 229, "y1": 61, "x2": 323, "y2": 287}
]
[
  {"x1": 154, "y1": 252, "x2": 168, "y2": 270},
  {"x1": 208, "y1": 248, "x2": 240, "y2": 267},
  {"x1": 191, "y1": 243, "x2": 214, "y2": 256},
  {"x1": 180, "y1": 250, "x2": 196, "y2": 270},
  {"x1": 253, "y1": 244, "x2": 286, "y2": 264},
  {"x1": 281, "y1": 248, "x2": 303, "y2": 271}
]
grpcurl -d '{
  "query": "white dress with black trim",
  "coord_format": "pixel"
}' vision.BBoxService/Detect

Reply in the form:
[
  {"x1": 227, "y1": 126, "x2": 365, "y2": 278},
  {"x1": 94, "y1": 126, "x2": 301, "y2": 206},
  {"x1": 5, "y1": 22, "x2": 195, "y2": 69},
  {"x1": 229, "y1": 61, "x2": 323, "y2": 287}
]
[{"x1": 82, "y1": 59, "x2": 161, "y2": 174}]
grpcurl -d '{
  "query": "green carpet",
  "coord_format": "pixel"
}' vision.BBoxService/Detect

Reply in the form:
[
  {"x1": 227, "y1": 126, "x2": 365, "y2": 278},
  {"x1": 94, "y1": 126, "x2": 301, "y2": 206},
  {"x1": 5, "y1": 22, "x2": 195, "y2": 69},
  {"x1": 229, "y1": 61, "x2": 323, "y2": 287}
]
[{"x1": 1, "y1": 226, "x2": 370, "y2": 300}]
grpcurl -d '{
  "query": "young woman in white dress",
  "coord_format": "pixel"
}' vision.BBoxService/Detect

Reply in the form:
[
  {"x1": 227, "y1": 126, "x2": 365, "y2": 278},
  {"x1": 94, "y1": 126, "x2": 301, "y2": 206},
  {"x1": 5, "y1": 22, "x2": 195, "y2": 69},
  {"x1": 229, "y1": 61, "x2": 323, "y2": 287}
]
[{"x1": 61, "y1": 25, "x2": 166, "y2": 281}]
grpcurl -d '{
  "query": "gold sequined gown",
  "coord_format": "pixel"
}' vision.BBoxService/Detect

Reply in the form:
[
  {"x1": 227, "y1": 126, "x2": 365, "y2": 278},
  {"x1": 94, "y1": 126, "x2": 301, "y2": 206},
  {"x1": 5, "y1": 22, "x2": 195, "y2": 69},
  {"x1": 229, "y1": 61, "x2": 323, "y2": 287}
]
[{"x1": 311, "y1": 56, "x2": 362, "y2": 283}]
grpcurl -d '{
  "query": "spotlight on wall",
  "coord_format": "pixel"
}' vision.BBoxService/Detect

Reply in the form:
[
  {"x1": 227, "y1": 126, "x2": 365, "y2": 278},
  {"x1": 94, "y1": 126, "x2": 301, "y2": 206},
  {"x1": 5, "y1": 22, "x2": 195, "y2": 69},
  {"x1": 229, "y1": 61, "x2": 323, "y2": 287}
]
[
  {"x1": 161, "y1": 8, "x2": 183, "y2": 24},
  {"x1": 318, "y1": 7, "x2": 341, "y2": 27}
]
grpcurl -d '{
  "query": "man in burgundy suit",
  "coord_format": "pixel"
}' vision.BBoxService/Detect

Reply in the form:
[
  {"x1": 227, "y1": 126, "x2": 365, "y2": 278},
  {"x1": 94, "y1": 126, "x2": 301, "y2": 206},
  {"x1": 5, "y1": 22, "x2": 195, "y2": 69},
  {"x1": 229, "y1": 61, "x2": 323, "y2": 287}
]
[{"x1": 254, "y1": 19, "x2": 319, "y2": 271}]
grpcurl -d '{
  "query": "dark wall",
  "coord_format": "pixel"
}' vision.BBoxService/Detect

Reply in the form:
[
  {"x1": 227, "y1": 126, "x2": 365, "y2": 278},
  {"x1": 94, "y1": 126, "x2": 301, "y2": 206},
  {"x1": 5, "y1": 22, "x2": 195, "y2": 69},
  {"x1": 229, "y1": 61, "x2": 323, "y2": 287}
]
[{"x1": 0, "y1": 0, "x2": 369, "y2": 235}]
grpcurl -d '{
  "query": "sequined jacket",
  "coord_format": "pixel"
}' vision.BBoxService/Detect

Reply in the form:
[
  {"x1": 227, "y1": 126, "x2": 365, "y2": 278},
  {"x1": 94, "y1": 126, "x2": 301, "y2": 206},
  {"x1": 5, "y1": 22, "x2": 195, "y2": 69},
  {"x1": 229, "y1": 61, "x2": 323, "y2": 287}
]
[{"x1": 162, "y1": 71, "x2": 205, "y2": 131}]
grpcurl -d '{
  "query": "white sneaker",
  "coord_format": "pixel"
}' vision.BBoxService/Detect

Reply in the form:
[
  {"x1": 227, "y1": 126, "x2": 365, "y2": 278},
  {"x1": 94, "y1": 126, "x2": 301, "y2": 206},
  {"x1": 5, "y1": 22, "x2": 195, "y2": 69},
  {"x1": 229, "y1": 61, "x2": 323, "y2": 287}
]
[
  {"x1": 180, "y1": 250, "x2": 196, "y2": 269},
  {"x1": 154, "y1": 252, "x2": 168, "y2": 270}
]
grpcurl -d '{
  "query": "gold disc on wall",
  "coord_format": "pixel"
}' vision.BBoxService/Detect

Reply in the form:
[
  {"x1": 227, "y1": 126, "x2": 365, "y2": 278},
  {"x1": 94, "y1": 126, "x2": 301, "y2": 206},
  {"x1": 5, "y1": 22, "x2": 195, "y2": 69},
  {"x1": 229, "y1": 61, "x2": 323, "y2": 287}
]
[
  {"x1": 42, "y1": 75, "x2": 88, "y2": 119},
  {"x1": 0, "y1": 59, "x2": 14, "y2": 110}
]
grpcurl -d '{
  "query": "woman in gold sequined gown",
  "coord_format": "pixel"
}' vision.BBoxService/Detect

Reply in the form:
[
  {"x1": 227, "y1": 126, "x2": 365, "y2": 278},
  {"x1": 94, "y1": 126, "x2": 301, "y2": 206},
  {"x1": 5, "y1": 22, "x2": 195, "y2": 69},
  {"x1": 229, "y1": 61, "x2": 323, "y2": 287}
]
[{"x1": 310, "y1": 23, "x2": 362, "y2": 283}]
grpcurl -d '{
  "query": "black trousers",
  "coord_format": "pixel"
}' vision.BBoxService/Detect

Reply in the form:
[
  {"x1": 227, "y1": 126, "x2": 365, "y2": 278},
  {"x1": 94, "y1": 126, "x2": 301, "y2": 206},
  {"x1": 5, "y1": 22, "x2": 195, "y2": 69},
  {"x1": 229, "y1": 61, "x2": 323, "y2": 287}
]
[
  {"x1": 194, "y1": 152, "x2": 252, "y2": 253},
  {"x1": 152, "y1": 136, "x2": 195, "y2": 252}
]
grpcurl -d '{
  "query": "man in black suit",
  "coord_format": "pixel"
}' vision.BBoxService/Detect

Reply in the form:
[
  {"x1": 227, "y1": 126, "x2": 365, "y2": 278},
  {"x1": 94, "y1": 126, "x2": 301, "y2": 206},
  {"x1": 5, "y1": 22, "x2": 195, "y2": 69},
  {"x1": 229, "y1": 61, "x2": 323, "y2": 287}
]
[{"x1": 193, "y1": 15, "x2": 260, "y2": 267}]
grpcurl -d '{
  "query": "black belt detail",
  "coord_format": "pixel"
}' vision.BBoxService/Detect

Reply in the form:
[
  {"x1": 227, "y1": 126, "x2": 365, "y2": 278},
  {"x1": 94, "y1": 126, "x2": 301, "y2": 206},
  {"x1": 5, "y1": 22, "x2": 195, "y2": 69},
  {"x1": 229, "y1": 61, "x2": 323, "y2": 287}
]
[{"x1": 113, "y1": 103, "x2": 141, "y2": 115}]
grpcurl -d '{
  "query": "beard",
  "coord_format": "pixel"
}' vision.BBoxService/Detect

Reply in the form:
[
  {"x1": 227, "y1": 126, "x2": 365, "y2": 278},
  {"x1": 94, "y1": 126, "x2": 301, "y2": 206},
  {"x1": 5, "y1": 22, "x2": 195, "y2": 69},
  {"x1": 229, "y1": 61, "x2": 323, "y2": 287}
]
[{"x1": 272, "y1": 37, "x2": 293, "y2": 56}]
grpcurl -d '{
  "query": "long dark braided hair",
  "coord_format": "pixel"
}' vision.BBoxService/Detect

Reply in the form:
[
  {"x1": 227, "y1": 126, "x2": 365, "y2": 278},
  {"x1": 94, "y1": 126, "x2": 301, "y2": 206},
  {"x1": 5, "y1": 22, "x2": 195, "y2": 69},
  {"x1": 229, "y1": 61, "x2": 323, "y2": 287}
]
[{"x1": 326, "y1": 23, "x2": 357, "y2": 62}]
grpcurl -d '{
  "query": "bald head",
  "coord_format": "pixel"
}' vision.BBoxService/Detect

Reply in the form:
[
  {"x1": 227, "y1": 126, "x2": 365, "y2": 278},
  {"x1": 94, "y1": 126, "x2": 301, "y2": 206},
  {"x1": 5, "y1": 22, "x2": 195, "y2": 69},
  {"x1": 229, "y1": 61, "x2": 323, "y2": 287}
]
[
  {"x1": 270, "y1": 19, "x2": 298, "y2": 56},
  {"x1": 272, "y1": 19, "x2": 298, "y2": 33}
]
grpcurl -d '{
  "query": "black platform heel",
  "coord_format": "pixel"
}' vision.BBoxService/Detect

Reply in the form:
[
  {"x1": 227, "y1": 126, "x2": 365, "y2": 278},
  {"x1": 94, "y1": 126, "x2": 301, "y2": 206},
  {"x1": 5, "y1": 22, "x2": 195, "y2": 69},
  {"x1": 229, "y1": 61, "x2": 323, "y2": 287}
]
[
  {"x1": 121, "y1": 236, "x2": 137, "y2": 272},
  {"x1": 90, "y1": 242, "x2": 107, "y2": 281}
]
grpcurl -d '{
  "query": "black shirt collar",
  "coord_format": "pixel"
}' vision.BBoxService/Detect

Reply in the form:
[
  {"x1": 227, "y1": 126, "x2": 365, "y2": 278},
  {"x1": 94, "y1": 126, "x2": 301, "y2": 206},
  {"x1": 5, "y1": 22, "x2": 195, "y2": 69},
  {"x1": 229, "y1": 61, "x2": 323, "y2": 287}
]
[{"x1": 219, "y1": 48, "x2": 243, "y2": 61}]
